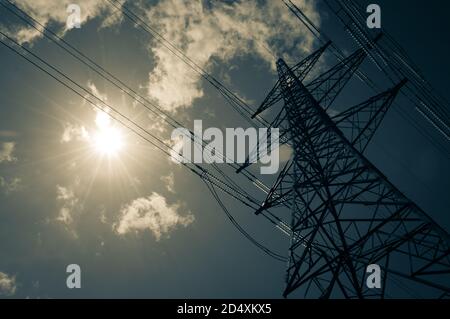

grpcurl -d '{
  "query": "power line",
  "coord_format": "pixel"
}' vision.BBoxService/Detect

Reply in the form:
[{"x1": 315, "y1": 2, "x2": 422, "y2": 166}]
[
  {"x1": 0, "y1": 0, "x2": 271, "y2": 192},
  {"x1": 323, "y1": 0, "x2": 450, "y2": 141},
  {"x1": 285, "y1": 0, "x2": 450, "y2": 159},
  {"x1": 0, "y1": 27, "x2": 293, "y2": 262},
  {"x1": 105, "y1": 0, "x2": 268, "y2": 127},
  {"x1": 203, "y1": 176, "x2": 287, "y2": 262}
]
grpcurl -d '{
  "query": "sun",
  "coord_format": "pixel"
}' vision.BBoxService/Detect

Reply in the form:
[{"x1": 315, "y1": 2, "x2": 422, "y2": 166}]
[
  {"x1": 93, "y1": 126, "x2": 124, "y2": 156},
  {"x1": 92, "y1": 111, "x2": 124, "y2": 156}
]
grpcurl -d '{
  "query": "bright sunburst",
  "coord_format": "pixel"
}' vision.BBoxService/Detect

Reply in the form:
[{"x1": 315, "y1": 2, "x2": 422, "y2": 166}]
[{"x1": 92, "y1": 111, "x2": 124, "y2": 156}]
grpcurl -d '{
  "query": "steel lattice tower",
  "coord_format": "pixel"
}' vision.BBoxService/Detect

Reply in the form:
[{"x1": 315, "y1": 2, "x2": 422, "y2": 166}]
[{"x1": 252, "y1": 44, "x2": 450, "y2": 298}]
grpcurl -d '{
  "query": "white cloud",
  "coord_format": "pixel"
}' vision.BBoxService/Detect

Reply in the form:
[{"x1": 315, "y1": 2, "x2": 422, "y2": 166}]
[
  {"x1": 114, "y1": 192, "x2": 194, "y2": 240},
  {"x1": 0, "y1": 272, "x2": 17, "y2": 296},
  {"x1": 160, "y1": 172, "x2": 175, "y2": 193},
  {"x1": 61, "y1": 123, "x2": 90, "y2": 143},
  {"x1": 168, "y1": 132, "x2": 188, "y2": 165},
  {"x1": 143, "y1": 0, "x2": 320, "y2": 111},
  {"x1": 6, "y1": 0, "x2": 118, "y2": 44},
  {"x1": 0, "y1": 176, "x2": 22, "y2": 194},
  {"x1": 62, "y1": 81, "x2": 111, "y2": 144},
  {"x1": 85, "y1": 81, "x2": 113, "y2": 127},
  {"x1": 87, "y1": 80, "x2": 108, "y2": 103},
  {"x1": 99, "y1": 206, "x2": 107, "y2": 224},
  {"x1": 147, "y1": 114, "x2": 168, "y2": 135},
  {"x1": 0, "y1": 142, "x2": 16, "y2": 163},
  {"x1": 4, "y1": 0, "x2": 320, "y2": 112},
  {"x1": 56, "y1": 184, "x2": 79, "y2": 226}
]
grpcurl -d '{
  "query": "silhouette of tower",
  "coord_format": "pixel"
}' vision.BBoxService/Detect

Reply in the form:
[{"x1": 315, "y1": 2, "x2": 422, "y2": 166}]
[{"x1": 252, "y1": 45, "x2": 450, "y2": 298}]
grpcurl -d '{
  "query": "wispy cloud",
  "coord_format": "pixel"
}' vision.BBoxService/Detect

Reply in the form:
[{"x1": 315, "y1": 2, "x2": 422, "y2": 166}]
[
  {"x1": 5, "y1": 0, "x2": 119, "y2": 44},
  {"x1": 56, "y1": 182, "x2": 81, "y2": 229},
  {"x1": 4, "y1": 0, "x2": 320, "y2": 113},
  {"x1": 61, "y1": 123, "x2": 90, "y2": 143},
  {"x1": 0, "y1": 142, "x2": 21, "y2": 194},
  {"x1": 143, "y1": 0, "x2": 320, "y2": 111},
  {"x1": 85, "y1": 80, "x2": 113, "y2": 126},
  {"x1": 87, "y1": 80, "x2": 108, "y2": 103},
  {"x1": 0, "y1": 142, "x2": 17, "y2": 163},
  {"x1": 62, "y1": 81, "x2": 111, "y2": 144},
  {"x1": 0, "y1": 176, "x2": 22, "y2": 194},
  {"x1": 160, "y1": 172, "x2": 175, "y2": 193},
  {"x1": 114, "y1": 192, "x2": 194, "y2": 240},
  {"x1": 0, "y1": 272, "x2": 17, "y2": 296}
]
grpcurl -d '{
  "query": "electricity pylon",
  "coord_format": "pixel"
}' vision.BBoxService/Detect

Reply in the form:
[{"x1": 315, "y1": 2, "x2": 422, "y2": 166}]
[{"x1": 253, "y1": 46, "x2": 450, "y2": 299}]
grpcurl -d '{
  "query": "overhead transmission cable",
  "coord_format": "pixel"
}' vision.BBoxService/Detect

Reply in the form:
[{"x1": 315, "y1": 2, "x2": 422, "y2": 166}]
[
  {"x1": 283, "y1": 0, "x2": 450, "y2": 159},
  {"x1": 0, "y1": 0, "x2": 270, "y2": 191},
  {"x1": 105, "y1": 0, "x2": 269, "y2": 128},
  {"x1": 0, "y1": 0, "x2": 333, "y2": 258},
  {"x1": 0, "y1": 26, "x2": 291, "y2": 262},
  {"x1": 338, "y1": 0, "x2": 450, "y2": 123},
  {"x1": 334, "y1": 0, "x2": 450, "y2": 140}
]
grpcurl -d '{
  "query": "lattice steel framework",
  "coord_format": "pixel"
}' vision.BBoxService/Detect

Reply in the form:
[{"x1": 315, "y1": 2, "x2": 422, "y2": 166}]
[{"x1": 253, "y1": 47, "x2": 450, "y2": 299}]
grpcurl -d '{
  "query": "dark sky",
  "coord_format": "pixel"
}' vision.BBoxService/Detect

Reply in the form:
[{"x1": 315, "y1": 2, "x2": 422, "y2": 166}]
[{"x1": 0, "y1": 0, "x2": 449, "y2": 298}]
